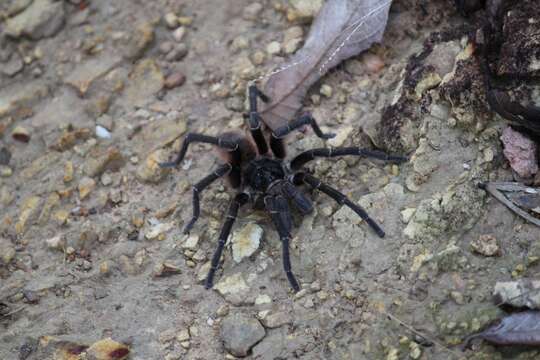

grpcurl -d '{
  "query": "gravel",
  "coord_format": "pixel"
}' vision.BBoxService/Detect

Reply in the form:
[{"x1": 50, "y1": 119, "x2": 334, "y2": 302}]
[
  {"x1": 220, "y1": 313, "x2": 266, "y2": 357},
  {"x1": 1, "y1": 1, "x2": 539, "y2": 359}
]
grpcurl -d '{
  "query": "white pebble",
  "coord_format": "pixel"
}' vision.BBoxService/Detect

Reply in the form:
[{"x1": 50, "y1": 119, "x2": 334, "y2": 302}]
[
  {"x1": 95, "y1": 125, "x2": 111, "y2": 139},
  {"x1": 173, "y1": 27, "x2": 186, "y2": 42},
  {"x1": 266, "y1": 41, "x2": 281, "y2": 55},
  {"x1": 164, "y1": 13, "x2": 178, "y2": 28}
]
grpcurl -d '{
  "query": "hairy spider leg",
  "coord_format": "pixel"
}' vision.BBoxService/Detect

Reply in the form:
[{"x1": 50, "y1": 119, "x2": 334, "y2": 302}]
[
  {"x1": 269, "y1": 135, "x2": 286, "y2": 159},
  {"x1": 159, "y1": 133, "x2": 239, "y2": 168},
  {"x1": 265, "y1": 194, "x2": 300, "y2": 292},
  {"x1": 248, "y1": 85, "x2": 271, "y2": 155},
  {"x1": 281, "y1": 180, "x2": 313, "y2": 215},
  {"x1": 184, "y1": 163, "x2": 233, "y2": 234},
  {"x1": 205, "y1": 193, "x2": 250, "y2": 289},
  {"x1": 272, "y1": 113, "x2": 336, "y2": 140},
  {"x1": 295, "y1": 172, "x2": 386, "y2": 238},
  {"x1": 270, "y1": 113, "x2": 336, "y2": 159},
  {"x1": 290, "y1": 147, "x2": 407, "y2": 171}
]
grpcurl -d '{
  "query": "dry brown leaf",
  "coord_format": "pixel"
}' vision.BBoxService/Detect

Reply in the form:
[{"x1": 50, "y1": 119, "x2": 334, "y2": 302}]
[
  {"x1": 463, "y1": 311, "x2": 540, "y2": 348},
  {"x1": 261, "y1": 0, "x2": 392, "y2": 130}
]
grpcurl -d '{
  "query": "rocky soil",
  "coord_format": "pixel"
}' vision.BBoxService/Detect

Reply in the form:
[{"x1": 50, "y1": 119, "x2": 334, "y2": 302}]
[{"x1": 1, "y1": 0, "x2": 539, "y2": 359}]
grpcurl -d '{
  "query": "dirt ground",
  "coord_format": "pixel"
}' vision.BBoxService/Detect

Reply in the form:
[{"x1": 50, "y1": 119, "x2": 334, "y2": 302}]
[{"x1": 1, "y1": 0, "x2": 540, "y2": 359}]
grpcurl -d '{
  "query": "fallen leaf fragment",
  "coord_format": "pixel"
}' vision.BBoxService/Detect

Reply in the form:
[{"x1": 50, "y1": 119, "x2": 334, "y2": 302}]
[
  {"x1": 463, "y1": 311, "x2": 540, "y2": 348},
  {"x1": 261, "y1": 0, "x2": 391, "y2": 129},
  {"x1": 86, "y1": 338, "x2": 130, "y2": 360},
  {"x1": 479, "y1": 182, "x2": 540, "y2": 228}
]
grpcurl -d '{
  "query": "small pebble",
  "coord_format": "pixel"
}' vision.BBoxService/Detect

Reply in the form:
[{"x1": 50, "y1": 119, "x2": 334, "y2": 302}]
[
  {"x1": 159, "y1": 42, "x2": 174, "y2": 55},
  {"x1": 153, "y1": 262, "x2": 181, "y2": 277},
  {"x1": 78, "y1": 177, "x2": 96, "y2": 200},
  {"x1": 12, "y1": 126, "x2": 31, "y2": 143},
  {"x1": 0, "y1": 166, "x2": 13, "y2": 178},
  {"x1": 182, "y1": 234, "x2": 199, "y2": 250},
  {"x1": 54, "y1": 210, "x2": 70, "y2": 225},
  {"x1": 45, "y1": 235, "x2": 65, "y2": 250},
  {"x1": 450, "y1": 291, "x2": 464, "y2": 305},
  {"x1": 231, "y1": 36, "x2": 250, "y2": 53},
  {"x1": 1, "y1": 246, "x2": 15, "y2": 264},
  {"x1": 362, "y1": 53, "x2": 385, "y2": 73},
  {"x1": 177, "y1": 17, "x2": 193, "y2": 26},
  {"x1": 189, "y1": 325, "x2": 199, "y2": 337},
  {"x1": 266, "y1": 41, "x2": 281, "y2": 55},
  {"x1": 165, "y1": 72, "x2": 186, "y2": 89},
  {"x1": 173, "y1": 27, "x2": 186, "y2": 42},
  {"x1": 99, "y1": 261, "x2": 111, "y2": 275},
  {"x1": 401, "y1": 208, "x2": 416, "y2": 224},
  {"x1": 320, "y1": 84, "x2": 333, "y2": 98},
  {"x1": 96, "y1": 125, "x2": 111, "y2": 139},
  {"x1": 303, "y1": 297, "x2": 314, "y2": 308},
  {"x1": 23, "y1": 290, "x2": 40, "y2": 304},
  {"x1": 160, "y1": 329, "x2": 177, "y2": 343},
  {"x1": 165, "y1": 44, "x2": 188, "y2": 62},
  {"x1": 145, "y1": 222, "x2": 174, "y2": 240},
  {"x1": 243, "y1": 3, "x2": 263, "y2": 20},
  {"x1": 231, "y1": 223, "x2": 262, "y2": 263},
  {"x1": 177, "y1": 329, "x2": 190, "y2": 342},
  {"x1": 251, "y1": 50, "x2": 265, "y2": 65},
  {"x1": 101, "y1": 173, "x2": 113, "y2": 186},
  {"x1": 409, "y1": 342, "x2": 422, "y2": 359},
  {"x1": 283, "y1": 26, "x2": 304, "y2": 54},
  {"x1": 164, "y1": 12, "x2": 178, "y2": 28},
  {"x1": 471, "y1": 234, "x2": 500, "y2": 257},
  {"x1": 217, "y1": 305, "x2": 229, "y2": 317},
  {"x1": 255, "y1": 294, "x2": 272, "y2": 305},
  {"x1": 310, "y1": 281, "x2": 321, "y2": 291}
]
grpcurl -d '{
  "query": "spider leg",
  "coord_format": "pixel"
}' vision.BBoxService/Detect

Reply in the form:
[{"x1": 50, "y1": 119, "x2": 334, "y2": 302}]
[
  {"x1": 249, "y1": 84, "x2": 270, "y2": 103},
  {"x1": 282, "y1": 180, "x2": 313, "y2": 215},
  {"x1": 248, "y1": 85, "x2": 270, "y2": 155},
  {"x1": 184, "y1": 163, "x2": 232, "y2": 234},
  {"x1": 159, "y1": 133, "x2": 239, "y2": 168},
  {"x1": 270, "y1": 113, "x2": 335, "y2": 159},
  {"x1": 265, "y1": 194, "x2": 300, "y2": 292},
  {"x1": 205, "y1": 192, "x2": 249, "y2": 289},
  {"x1": 272, "y1": 113, "x2": 336, "y2": 140},
  {"x1": 290, "y1": 147, "x2": 407, "y2": 171},
  {"x1": 269, "y1": 136, "x2": 286, "y2": 159},
  {"x1": 248, "y1": 112, "x2": 270, "y2": 155},
  {"x1": 294, "y1": 172, "x2": 385, "y2": 238}
]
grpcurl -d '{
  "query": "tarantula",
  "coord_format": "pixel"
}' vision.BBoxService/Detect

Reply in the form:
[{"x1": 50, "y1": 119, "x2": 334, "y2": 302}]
[{"x1": 160, "y1": 85, "x2": 406, "y2": 291}]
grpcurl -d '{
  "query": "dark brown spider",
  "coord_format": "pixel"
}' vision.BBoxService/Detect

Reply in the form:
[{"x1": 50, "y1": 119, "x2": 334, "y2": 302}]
[{"x1": 160, "y1": 85, "x2": 406, "y2": 292}]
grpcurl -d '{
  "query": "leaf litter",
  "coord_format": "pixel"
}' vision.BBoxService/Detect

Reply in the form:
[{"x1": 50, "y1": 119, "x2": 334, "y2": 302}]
[
  {"x1": 259, "y1": 0, "x2": 392, "y2": 130},
  {"x1": 479, "y1": 182, "x2": 540, "y2": 228},
  {"x1": 462, "y1": 311, "x2": 540, "y2": 349}
]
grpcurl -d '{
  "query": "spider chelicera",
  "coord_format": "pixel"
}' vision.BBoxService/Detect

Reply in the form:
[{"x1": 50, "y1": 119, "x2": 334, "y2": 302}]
[{"x1": 160, "y1": 85, "x2": 406, "y2": 292}]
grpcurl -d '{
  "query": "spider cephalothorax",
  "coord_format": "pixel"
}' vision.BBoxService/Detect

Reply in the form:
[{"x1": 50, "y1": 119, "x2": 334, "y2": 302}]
[{"x1": 160, "y1": 85, "x2": 406, "y2": 292}]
